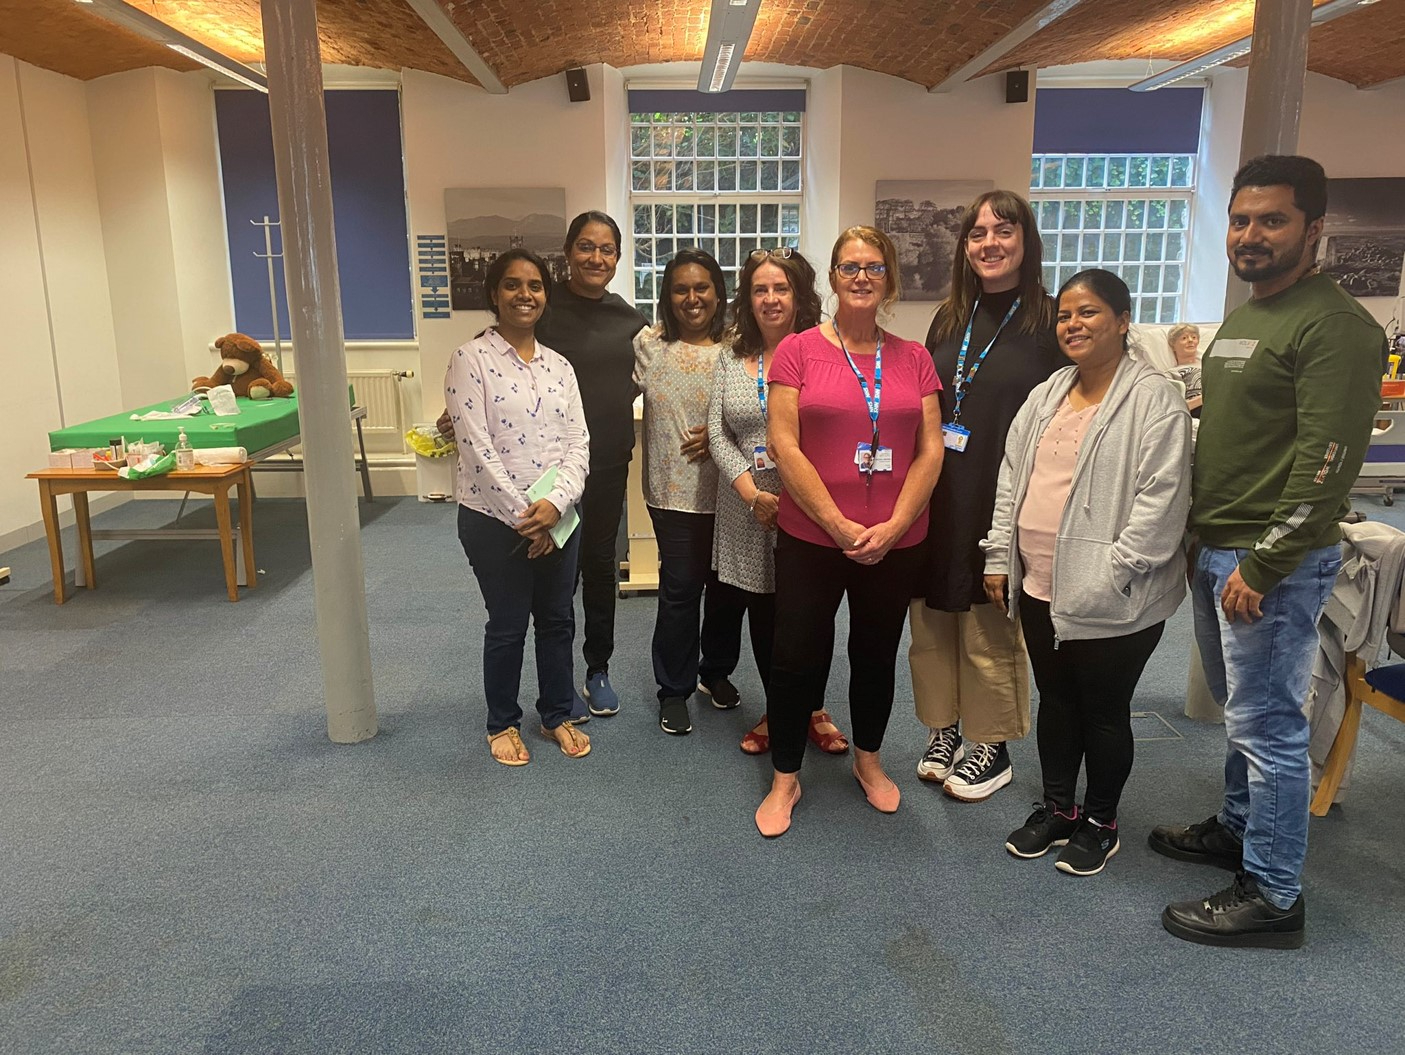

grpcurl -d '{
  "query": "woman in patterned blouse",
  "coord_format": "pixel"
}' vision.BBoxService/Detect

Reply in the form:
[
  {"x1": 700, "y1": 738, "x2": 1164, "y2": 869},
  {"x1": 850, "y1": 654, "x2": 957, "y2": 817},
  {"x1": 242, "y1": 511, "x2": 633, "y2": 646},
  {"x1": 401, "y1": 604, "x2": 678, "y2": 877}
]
[
  {"x1": 709, "y1": 248, "x2": 850, "y2": 757},
  {"x1": 445, "y1": 249, "x2": 592, "y2": 766},
  {"x1": 634, "y1": 248, "x2": 746, "y2": 736}
]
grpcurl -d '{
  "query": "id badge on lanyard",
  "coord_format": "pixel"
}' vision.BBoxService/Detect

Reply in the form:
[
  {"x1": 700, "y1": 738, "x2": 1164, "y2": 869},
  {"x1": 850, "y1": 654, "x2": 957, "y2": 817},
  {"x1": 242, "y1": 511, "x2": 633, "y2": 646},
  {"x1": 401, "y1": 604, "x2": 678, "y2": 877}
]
[{"x1": 948, "y1": 296, "x2": 1020, "y2": 452}]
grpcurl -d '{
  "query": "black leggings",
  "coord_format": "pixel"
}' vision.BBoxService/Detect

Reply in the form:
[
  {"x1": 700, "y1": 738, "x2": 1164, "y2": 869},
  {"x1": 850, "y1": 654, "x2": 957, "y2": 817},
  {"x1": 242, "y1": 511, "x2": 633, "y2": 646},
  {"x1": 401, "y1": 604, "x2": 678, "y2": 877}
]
[
  {"x1": 1019, "y1": 596, "x2": 1164, "y2": 821},
  {"x1": 767, "y1": 530, "x2": 924, "y2": 774}
]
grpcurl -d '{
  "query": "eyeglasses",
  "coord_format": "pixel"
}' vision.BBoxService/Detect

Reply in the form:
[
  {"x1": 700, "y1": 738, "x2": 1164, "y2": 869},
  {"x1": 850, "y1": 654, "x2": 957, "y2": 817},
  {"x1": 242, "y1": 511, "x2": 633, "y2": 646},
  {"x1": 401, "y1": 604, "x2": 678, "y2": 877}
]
[
  {"x1": 574, "y1": 240, "x2": 619, "y2": 259},
  {"x1": 833, "y1": 262, "x2": 888, "y2": 279},
  {"x1": 750, "y1": 247, "x2": 794, "y2": 261}
]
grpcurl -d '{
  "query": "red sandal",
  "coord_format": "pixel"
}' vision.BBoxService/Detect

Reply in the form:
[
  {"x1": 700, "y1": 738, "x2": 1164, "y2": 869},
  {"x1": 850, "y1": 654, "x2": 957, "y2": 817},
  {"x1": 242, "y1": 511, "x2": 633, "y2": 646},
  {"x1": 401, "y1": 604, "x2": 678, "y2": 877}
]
[
  {"x1": 808, "y1": 710, "x2": 850, "y2": 754},
  {"x1": 740, "y1": 719, "x2": 770, "y2": 755}
]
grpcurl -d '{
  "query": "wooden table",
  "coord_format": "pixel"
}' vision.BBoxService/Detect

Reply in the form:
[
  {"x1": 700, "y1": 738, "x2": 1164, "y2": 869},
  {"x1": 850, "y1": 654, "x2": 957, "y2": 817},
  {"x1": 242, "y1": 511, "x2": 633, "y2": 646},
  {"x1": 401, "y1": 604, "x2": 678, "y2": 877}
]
[{"x1": 26, "y1": 463, "x2": 256, "y2": 604}]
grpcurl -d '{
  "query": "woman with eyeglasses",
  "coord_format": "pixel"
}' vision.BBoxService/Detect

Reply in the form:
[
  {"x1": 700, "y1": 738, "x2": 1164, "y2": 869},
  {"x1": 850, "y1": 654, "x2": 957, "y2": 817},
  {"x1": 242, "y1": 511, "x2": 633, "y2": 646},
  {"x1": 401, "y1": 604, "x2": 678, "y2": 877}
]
[
  {"x1": 754, "y1": 226, "x2": 945, "y2": 837},
  {"x1": 536, "y1": 211, "x2": 650, "y2": 720},
  {"x1": 983, "y1": 268, "x2": 1190, "y2": 876},
  {"x1": 708, "y1": 247, "x2": 849, "y2": 756},
  {"x1": 445, "y1": 249, "x2": 592, "y2": 765},
  {"x1": 633, "y1": 248, "x2": 748, "y2": 735},
  {"x1": 908, "y1": 190, "x2": 1067, "y2": 803}
]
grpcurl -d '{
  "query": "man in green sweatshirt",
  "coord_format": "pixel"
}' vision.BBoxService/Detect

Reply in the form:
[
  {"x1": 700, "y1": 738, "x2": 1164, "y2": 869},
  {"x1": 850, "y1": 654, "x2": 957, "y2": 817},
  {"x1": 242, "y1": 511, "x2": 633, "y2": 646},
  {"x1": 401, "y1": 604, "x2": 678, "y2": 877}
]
[{"x1": 1151, "y1": 156, "x2": 1387, "y2": 948}]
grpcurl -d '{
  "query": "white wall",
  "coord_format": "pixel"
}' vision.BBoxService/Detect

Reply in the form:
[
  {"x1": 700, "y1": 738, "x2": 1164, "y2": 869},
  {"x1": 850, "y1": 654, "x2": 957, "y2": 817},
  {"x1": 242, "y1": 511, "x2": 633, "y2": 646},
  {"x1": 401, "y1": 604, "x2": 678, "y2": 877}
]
[{"x1": 0, "y1": 57, "x2": 123, "y2": 547}]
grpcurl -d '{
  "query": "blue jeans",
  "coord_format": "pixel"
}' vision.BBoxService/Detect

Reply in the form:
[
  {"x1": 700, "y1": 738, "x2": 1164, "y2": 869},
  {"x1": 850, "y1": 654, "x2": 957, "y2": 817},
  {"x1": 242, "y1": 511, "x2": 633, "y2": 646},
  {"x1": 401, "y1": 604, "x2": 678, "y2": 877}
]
[
  {"x1": 458, "y1": 506, "x2": 581, "y2": 735},
  {"x1": 1192, "y1": 544, "x2": 1340, "y2": 908}
]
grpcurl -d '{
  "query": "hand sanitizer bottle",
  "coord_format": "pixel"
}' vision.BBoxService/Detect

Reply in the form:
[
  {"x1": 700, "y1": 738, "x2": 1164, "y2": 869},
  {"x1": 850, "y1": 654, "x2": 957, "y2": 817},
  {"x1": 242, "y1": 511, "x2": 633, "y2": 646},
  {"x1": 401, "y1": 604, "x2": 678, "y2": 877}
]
[{"x1": 175, "y1": 427, "x2": 195, "y2": 471}]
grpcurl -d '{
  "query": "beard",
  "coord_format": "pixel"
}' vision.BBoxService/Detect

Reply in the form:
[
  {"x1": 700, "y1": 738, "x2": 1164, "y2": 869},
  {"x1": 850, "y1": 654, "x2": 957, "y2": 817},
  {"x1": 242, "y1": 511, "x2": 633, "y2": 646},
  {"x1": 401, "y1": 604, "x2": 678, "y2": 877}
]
[{"x1": 1231, "y1": 235, "x2": 1311, "y2": 283}]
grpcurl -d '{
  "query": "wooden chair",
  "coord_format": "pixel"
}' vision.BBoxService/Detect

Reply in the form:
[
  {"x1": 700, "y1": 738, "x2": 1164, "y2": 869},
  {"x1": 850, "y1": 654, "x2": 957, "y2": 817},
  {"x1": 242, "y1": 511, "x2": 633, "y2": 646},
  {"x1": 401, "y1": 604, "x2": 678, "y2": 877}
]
[{"x1": 1310, "y1": 651, "x2": 1405, "y2": 815}]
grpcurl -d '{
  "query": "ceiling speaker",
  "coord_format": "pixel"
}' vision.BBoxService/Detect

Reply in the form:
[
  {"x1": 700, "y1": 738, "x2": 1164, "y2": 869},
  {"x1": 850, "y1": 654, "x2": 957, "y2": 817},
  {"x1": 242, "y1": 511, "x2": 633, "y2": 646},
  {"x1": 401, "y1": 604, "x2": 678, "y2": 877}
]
[
  {"x1": 1006, "y1": 70, "x2": 1030, "y2": 104},
  {"x1": 565, "y1": 68, "x2": 590, "y2": 103}
]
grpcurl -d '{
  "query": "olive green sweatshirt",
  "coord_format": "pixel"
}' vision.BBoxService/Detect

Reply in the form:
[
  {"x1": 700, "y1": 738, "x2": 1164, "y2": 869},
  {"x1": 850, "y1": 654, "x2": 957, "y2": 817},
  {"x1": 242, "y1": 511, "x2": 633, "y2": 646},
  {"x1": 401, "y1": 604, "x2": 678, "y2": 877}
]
[{"x1": 1192, "y1": 272, "x2": 1387, "y2": 593}]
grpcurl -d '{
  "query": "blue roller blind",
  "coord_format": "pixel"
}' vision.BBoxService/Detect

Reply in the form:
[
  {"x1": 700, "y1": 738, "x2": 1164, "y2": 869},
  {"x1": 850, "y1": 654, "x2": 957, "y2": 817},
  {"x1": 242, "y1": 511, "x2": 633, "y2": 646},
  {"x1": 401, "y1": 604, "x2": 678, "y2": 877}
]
[
  {"x1": 1034, "y1": 87, "x2": 1204, "y2": 155},
  {"x1": 627, "y1": 88, "x2": 806, "y2": 113},
  {"x1": 215, "y1": 89, "x2": 414, "y2": 341}
]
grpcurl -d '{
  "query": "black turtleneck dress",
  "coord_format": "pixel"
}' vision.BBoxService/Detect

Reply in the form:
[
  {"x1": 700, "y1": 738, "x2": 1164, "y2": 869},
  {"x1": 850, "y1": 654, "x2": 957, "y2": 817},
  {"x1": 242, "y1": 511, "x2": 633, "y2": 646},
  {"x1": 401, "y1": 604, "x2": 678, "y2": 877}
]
[{"x1": 918, "y1": 289, "x2": 1067, "y2": 612}]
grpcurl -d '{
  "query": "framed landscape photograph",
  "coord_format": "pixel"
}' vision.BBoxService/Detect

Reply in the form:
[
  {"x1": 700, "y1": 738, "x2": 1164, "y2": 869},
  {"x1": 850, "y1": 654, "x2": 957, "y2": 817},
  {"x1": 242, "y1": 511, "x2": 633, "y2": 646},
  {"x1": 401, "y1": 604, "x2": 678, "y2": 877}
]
[
  {"x1": 443, "y1": 188, "x2": 570, "y2": 310},
  {"x1": 875, "y1": 179, "x2": 992, "y2": 301},
  {"x1": 1318, "y1": 177, "x2": 1405, "y2": 299}
]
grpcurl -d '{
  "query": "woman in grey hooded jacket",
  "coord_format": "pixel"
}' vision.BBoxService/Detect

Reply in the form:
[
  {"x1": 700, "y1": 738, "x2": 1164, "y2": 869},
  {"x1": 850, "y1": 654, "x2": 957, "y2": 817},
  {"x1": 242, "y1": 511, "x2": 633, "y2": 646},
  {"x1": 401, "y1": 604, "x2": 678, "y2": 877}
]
[{"x1": 981, "y1": 268, "x2": 1191, "y2": 877}]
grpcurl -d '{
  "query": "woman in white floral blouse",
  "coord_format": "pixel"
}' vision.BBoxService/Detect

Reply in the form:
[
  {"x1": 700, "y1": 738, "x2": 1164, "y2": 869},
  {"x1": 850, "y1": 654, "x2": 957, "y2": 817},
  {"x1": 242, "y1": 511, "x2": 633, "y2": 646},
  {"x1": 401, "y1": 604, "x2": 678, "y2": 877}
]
[
  {"x1": 446, "y1": 249, "x2": 592, "y2": 766},
  {"x1": 633, "y1": 248, "x2": 747, "y2": 736}
]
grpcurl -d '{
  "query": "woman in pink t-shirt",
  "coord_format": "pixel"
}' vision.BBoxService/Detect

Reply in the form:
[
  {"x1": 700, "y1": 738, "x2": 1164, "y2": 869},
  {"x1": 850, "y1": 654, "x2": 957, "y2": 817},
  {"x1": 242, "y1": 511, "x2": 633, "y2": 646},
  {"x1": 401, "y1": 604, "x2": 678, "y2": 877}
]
[{"x1": 753, "y1": 226, "x2": 945, "y2": 837}]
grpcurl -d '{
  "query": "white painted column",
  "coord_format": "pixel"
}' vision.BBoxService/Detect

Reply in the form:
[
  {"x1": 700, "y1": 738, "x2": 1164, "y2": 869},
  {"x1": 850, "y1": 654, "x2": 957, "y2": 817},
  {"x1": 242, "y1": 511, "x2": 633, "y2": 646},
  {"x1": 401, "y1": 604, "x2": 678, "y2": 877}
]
[
  {"x1": 1226, "y1": 0, "x2": 1313, "y2": 314},
  {"x1": 261, "y1": 0, "x2": 377, "y2": 743}
]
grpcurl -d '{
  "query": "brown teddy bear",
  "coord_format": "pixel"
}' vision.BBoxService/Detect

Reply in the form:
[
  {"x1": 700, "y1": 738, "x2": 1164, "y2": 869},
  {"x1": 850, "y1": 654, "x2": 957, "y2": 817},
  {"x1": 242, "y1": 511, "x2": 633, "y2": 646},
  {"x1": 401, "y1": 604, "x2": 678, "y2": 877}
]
[{"x1": 192, "y1": 333, "x2": 294, "y2": 400}]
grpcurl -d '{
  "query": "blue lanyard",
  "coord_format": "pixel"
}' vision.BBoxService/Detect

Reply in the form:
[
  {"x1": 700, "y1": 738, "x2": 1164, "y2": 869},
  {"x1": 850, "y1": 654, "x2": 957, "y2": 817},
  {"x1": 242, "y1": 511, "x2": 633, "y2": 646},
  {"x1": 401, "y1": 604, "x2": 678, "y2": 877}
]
[
  {"x1": 756, "y1": 349, "x2": 767, "y2": 418},
  {"x1": 952, "y1": 297, "x2": 1020, "y2": 424},
  {"x1": 836, "y1": 327, "x2": 883, "y2": 430}
]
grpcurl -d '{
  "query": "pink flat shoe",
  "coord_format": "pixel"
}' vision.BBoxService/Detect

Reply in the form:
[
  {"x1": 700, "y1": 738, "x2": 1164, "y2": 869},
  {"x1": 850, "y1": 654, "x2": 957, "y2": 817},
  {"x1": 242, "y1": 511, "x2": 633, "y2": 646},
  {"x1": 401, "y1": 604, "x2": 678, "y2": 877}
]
[
  {"x1": 853, "y1": 766, "x2": 900, "y2": 813},
  {"x1": 755, "y1": 782, "x2": 802, "y2": 837}
]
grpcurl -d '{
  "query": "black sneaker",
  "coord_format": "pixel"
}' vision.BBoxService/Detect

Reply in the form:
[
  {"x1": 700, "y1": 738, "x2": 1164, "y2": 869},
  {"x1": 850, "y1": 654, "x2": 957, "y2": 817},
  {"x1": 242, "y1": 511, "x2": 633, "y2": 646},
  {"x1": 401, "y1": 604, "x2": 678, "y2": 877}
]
[
  {"x1": 943, "y1": 741, "x2": 1012, "y2": 801},
  {"x1": 1055, "y1": 816, "x2": 1120, "y2": 876},
  {"x1": 698, "y1": 676, "x2": 741, "y2": 710},
  {"x1": 659, "y1": 696, "x2": 692, "y2": 735},
  {"x1": 1006, "y1": 801, "x2": 1080, "y2": 859},
  {"x1": 916, "y1": 723, "x2": 964, "y2": 783},
  {"x1": 1148, "y1": 815, "x2": 1244, "y2": 871},
  {"x1": 1161, "y1": 872, "x2": 1305, "y2": 949}
]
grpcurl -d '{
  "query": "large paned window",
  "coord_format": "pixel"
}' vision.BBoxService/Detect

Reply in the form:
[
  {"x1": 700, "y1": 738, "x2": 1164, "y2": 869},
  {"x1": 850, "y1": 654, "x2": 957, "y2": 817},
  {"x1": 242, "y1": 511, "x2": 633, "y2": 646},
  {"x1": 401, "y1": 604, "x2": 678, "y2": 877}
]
[
  {"x1": 628, "y1": 89, "x2": 804, "y2": 322},
  {"x1": 1029, "y1": 87, "x2": 1204, "y2": 323},
  {"x1": 1030, "y1": 153, "x2": 1195, "y2": 323}
]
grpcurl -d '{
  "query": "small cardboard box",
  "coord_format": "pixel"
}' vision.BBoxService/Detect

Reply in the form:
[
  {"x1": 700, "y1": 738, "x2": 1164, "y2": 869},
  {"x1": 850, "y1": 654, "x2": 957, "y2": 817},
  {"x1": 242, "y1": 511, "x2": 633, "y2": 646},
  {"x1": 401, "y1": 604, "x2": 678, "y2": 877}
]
[
  {"x1": 69, "y1": 448, "x2": 97, "y2": 470},
  {"x1": 48, "y1": 449, "x2": 76, "y2": 468}
]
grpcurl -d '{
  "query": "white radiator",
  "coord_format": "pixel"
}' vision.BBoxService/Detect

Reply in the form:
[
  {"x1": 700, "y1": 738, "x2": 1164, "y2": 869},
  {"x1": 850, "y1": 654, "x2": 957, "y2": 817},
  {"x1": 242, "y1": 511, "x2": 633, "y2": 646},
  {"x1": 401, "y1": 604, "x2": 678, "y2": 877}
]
[{"x1": 285, "y1": 368, "x2": 414, "y2": 454}]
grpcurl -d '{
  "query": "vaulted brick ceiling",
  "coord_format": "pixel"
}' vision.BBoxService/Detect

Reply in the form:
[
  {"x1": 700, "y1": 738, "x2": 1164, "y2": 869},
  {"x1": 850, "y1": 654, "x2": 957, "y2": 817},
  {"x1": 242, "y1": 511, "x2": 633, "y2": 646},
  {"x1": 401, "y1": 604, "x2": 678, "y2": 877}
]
[{"x1": 2, "y1": 0, "x2": 1402, "y2": 90}]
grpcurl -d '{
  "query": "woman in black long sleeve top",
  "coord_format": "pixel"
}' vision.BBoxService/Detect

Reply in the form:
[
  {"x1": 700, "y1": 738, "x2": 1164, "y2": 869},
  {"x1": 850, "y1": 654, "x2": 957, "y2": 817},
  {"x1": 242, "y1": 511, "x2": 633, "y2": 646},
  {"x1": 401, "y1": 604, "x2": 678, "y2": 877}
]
[{"x1": 909, "y1": 191, "x2": 1067, "y2": 801}]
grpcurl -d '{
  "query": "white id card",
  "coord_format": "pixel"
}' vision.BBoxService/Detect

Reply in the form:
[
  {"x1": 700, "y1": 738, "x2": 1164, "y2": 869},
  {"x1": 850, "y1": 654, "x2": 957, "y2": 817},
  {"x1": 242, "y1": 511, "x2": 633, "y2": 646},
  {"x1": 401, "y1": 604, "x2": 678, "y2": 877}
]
[
  {"x1": 854, "y1": 442, "x2": 893, "y2": 472},
  {"x1": 753, "y1": 444, "x2": 776, "y2": 470},
  {"x1": 942, "y1": 423, "x2": 971, "y2": 452}
]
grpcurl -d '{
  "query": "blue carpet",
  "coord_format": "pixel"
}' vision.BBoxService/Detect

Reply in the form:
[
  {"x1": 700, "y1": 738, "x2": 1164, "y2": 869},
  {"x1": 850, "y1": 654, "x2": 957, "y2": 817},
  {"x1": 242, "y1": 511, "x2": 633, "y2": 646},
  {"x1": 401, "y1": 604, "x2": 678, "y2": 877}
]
[{"x1": 2, "y1": 495, "x2": 1403, "y2": 1054}]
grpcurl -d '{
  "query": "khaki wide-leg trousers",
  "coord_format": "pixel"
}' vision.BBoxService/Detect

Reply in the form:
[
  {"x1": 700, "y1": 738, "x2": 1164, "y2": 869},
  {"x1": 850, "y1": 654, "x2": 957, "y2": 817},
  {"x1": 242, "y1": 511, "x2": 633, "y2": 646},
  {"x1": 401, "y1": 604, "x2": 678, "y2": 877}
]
[{"x1": 907, "y1": 599, "x2": 1031, "y2": 742}]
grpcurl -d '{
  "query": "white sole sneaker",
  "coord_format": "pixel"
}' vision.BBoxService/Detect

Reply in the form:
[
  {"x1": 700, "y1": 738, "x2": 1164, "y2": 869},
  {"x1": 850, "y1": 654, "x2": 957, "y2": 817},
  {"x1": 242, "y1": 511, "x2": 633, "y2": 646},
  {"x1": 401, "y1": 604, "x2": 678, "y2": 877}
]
[
  {"x1": 916, "y1": 743, "x2": 966, "y2": 783},
  {"x1": 943, "y1": 764, "x2": 1013, "y2": 802}
]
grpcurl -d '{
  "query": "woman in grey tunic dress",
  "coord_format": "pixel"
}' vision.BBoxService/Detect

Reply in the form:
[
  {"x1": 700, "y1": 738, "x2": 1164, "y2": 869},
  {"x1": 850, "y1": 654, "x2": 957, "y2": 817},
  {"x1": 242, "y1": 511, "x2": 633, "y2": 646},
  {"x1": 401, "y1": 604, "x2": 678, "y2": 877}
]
[{"x1": 709, "y1": 248, "x2": 849, "y2": 756}]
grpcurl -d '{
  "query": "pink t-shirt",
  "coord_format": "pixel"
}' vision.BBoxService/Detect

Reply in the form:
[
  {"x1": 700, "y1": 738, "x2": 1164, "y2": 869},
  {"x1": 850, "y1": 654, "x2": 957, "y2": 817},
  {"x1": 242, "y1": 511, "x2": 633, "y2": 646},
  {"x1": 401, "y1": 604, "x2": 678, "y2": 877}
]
[
  {"x1": 769, "y1": 326, "x2": 940, "y2": 549},
  {"x1": 1017, "y1": 397, "x2": 1099, "y2": 601}
]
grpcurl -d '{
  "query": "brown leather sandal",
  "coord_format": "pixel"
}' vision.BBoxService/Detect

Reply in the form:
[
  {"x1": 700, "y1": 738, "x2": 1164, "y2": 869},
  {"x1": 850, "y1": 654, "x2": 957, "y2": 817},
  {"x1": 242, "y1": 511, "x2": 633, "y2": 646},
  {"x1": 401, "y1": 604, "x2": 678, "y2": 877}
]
[
  {"x1": 539, "y1": 721, "x2": 591, "y2": 758},
  {"x1": 487, "y1": 727, "x2": 530, "y2": 766},
  {"x1": 808, "y1": 710, "x2": 850, "y2": 754}
]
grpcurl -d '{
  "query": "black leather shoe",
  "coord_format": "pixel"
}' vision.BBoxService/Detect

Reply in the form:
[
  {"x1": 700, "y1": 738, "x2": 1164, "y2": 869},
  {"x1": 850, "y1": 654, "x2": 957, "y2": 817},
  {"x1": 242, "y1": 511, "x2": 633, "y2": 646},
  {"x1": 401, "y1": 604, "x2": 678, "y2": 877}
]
[
  {"x1": 1148, "y1": 815, "x2": 1243, "y2": 870},
  {"x1": 1162, "y1": 872, "x2": 1304, "y2": 949}
]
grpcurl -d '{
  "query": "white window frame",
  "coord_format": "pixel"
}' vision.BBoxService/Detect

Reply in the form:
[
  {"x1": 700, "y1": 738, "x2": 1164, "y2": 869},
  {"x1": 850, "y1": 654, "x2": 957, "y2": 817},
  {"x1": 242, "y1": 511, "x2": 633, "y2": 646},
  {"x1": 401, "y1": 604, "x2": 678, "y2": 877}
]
[
  {"x1": 1030, "y1": 152, "x2": 1197, "y2": 324},
  {"x1": 629, "y1": 108, "x2": 804, "y2": 322}
]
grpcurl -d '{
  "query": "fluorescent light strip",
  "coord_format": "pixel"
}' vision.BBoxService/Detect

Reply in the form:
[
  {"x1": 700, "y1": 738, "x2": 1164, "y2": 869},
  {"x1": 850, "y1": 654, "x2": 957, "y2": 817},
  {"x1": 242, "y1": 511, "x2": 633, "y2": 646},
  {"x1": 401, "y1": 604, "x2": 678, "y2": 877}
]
[
  {"x1": 698, "y1": 0, "x2": 761, "y2": 93},
  {"x1": 1131, "y1": 0, "x2": 1380, "y2": 92},
  {"x1": 166, "y1": 44, "x2": 268, "y2": 92},
  {"x1": 709, "y1": 44, "x2": 736, "y2": 92},
  {"x1": 75, "y1": 0, "x2": 268, "y2": 92}
]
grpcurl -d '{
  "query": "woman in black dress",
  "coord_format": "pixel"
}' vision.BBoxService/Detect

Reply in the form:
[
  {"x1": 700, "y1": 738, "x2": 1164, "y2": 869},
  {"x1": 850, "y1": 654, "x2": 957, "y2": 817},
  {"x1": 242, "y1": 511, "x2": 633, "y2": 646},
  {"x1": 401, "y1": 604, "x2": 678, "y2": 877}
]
[{"x1": 908, "y1": 190, "x2": 1066, "y2": 802}]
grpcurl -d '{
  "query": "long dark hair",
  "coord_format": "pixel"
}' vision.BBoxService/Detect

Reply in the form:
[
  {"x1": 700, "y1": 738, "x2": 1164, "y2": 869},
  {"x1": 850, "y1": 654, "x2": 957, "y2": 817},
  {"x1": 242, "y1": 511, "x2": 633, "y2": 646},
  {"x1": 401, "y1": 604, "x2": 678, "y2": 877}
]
[
  {"x1": 930, "y1": 189, "x2": 1054, "y2": 342},
  {"x1": 657, "y1": 248, "x2": 728, "y2": 343},
  {"x1": 482, "y1": 248, "x2": 552, "y2": 319},
  {"x1": 1057, "y1": 268, "x2": 1132, "y2": 351},
  {"x1": 726, "y1": 250, "x2": 823, "y2": 358}
]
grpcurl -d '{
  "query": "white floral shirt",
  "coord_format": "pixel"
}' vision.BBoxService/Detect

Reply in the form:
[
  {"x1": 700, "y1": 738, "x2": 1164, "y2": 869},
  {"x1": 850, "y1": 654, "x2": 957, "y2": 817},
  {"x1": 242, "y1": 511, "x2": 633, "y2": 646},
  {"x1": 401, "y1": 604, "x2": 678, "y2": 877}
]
[
  {"x1": 446, "y1": 327, "x2": 590, "y2": 526},
  {"x1": 633, "y1": 326, "x2": 725, "y2": 513}
]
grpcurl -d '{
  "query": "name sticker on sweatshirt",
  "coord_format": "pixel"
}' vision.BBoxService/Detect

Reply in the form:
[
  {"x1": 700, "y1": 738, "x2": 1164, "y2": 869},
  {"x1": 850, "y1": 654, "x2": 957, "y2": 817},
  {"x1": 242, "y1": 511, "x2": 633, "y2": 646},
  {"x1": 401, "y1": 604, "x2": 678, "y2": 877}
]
[{"x1": 1210, "y1": 338, "x2": 1258, "y2": 359}]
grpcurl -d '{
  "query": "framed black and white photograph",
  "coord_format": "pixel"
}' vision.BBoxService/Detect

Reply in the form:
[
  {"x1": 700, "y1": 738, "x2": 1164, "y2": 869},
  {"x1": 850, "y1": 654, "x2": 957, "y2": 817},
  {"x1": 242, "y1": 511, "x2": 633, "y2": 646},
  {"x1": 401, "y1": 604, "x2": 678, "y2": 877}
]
[
  {"x1": 444, "y1": 188, "x2": 570, "y2": 310},
  {"x1": 1319, "y1": 177, "x2": 1405, "y2": 299},
  {"x1": 874, "y1": 179, "x2": 993, "y2": 301}
]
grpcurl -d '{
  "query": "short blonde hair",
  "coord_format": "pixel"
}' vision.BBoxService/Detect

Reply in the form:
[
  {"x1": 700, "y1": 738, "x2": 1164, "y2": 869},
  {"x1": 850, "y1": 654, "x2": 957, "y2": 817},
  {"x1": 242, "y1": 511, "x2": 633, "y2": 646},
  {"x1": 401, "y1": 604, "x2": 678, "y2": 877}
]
[
  {"x1": 829, "y1": 225, "x2": 903, "y2": 311},
  {"x1": 1167, "y1": 323, "x2": 1199, "y2": 346}
]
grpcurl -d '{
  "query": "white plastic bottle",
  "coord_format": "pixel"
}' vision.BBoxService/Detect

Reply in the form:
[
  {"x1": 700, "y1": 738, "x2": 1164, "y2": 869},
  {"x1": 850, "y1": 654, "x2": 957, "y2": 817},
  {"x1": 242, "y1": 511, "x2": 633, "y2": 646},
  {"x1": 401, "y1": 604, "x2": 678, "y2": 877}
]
[{"x1": 175, "y1": 426, "x2": 195, "y2": 471}]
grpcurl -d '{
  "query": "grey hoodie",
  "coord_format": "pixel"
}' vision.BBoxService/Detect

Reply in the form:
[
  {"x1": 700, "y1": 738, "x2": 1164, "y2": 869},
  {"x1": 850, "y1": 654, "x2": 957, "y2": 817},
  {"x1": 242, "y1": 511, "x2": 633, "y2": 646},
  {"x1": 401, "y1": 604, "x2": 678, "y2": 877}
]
[{"x1": 981, "y1": 355, "x2": 1192, "y2": 642}]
